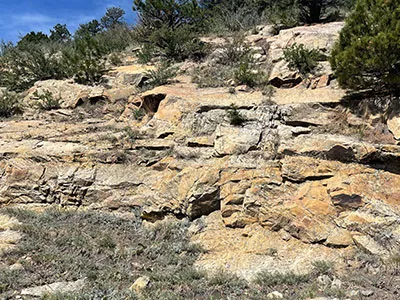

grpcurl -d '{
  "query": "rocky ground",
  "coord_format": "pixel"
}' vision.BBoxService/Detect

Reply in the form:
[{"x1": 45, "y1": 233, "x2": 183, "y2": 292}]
[{"x1": 1, "y1": 22, "x2": 400, "y2": 299}]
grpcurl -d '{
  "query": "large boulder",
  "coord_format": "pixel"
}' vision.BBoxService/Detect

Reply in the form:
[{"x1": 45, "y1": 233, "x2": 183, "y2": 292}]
[
  {"x1": 105, "y1": 64, "x2": 154, "y2": 90},
  {"x1": 25, "y1": 80, "x2": 107, "y2": 109}
]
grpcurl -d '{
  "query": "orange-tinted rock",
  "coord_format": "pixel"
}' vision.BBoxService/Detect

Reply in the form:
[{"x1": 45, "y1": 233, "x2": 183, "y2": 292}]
[
  {"x1": 193, "y1": 212, "x2": 351, "y2": 280},
  {"x1": 282, "y1": 156, "x2": 339, "y2": 182},
  {"x1": 2, "y1": 26, "x2": 400, "y2": 282},
  {"x1": 317, "y1": 75, "x2": 331, "y2": 88}
]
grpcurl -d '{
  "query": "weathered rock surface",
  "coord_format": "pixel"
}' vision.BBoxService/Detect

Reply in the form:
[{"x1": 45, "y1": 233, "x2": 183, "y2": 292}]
[
  {"x1": 267, "y1": 291, "x2": 284, "y2": 299},
  {"x1": 1, "y1": 22, "x2": 400, "y2": 282},
  {"x1": 20, "y1": 279, "x2": 86, "y2": 297},
  {"x1": 25, "y1": 80, "x2": 106, "y2": 109},
  {"x1": 192, "y1": 211, "x2": 351, "y2": 280},
  {"x1": 0, "y1": 214, "x2": 21, "y2": 255},
  {"x1": 264, "y1": 22, "x2": 344, "y2": 88},
  {"x1": 387, "y1": 115, "x2": 400, "y2": 140},
  {"x1": 270, "y1": 22, "x2": 343, "y2": 56}
]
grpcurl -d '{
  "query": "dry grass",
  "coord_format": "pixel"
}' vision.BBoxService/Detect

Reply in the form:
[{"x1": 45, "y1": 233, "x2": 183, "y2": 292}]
[
  {"x1": 1, "y1": 208, "x2": 399, "y2": 299},
  {"x1": 317, "y1": 109, "x2": 396, "y2": 145}
]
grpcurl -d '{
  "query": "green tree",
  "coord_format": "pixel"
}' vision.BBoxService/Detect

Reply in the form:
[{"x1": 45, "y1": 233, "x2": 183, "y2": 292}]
[
  {"x1": 266, "y1": 0, "x2": 354, "y2": 25},
  {"x1": 50, "y1": 24, "x2": 71, "y2": 43},
  {"x1": 133, "y1": 0, "x2": 201, "y2": 30},
  {"x1": 298, "y1": 0, "x2": 349, "y2": 23},
  {"x1": 330, "y1": 0, "x2": 400, "y2": 95},
  {"x1": 201, "y1": 0, "x2": 270, "y2": 14},
  {"x1": 62, "y1": 36, "x2": 107, "y2": 85},
  {"x1": 0, "y1": 90, "x2": 22, "y2": 117},
  {"x1": 0, "y1": 43, "x2": 66, "y2": 92},
  {"x1": 133, "y1": 0, "x2": 207, "y2": 61},
  {"x1": 17, "y1": 31, "x2": 49, "y2": 49},
  {"x1": 264, "y1": 0, "x2": 301, "y2": 27},
  {"x1": 74, "y1": 20, "x2": 102, "y2": 39},
  {"x1": 101, "y1": 6, "x2": 126, "y2": 29}
]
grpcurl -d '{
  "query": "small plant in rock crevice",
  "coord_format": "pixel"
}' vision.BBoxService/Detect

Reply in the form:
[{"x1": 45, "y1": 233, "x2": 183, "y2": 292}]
[
  {"x1": 191, "y1": 64, "x2": 233, "y2": 88},
  {"x1": 33, "y1": 89, "x2": 61, "y2": 111},
  {"x1": 123, "y1": 126, "x2": 139, "y2": 142},
  {"x1": 133, "y1": 108, "x2": 146, "y2": 120},
  {"x1": 261, "y1": 84, "x2": 276, "y2": 105},
  {"x1": 217, "y1": 34, "x2": 254, "y2": 66},
  {"x1": 136, "y1": 45, "x2": 155, "y2": 64},
  {"x1": 234, "y1": 59, "x2": 259, "y2": 88},
  {"x1": 227, "y1": 105, "x2": 246, "y2": 126},
  {"x1": 228, "y1": 87, "x2": 236, "y2": 94}
]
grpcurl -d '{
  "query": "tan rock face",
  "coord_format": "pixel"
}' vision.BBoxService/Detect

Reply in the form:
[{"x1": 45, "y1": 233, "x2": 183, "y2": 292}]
[
  {"x1": 279, "y1": 134, "x2": 379, "y2": 163},
  {"x1": 270, "y1": 22, "x2": 344, "y2": 56},
  {"x1": 192, "y1": 212, "x2": 352, "y2": 280},
  {"x1": 273, "y1": 88, "x2": 345, "y2": 105},
  {"x1": 2, "y1": 22, "x2": 400, "y2": 281},
  {"x1": 387, "y1": 115, "x2": 400, "y2": 140},
  {"x1": 25, "y1": 80, "x2": 100, "y2": 109},
  {"x1": 282, "y1": 156, "x2": 339, "y2": 182},
  {"x1": 214, "y1": 125, "x2": 262, "y2": 156},
  {"x1": 266, "y1": 22, "x2": 344, "y2": 88}
]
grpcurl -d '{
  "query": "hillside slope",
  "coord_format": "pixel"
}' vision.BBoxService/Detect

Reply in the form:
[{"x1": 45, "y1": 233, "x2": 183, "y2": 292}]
[{"x1": 1, "y1": 22, "x2": 400, "y2": 299}]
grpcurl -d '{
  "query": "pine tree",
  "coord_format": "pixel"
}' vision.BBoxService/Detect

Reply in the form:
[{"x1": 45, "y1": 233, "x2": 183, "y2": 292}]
[
  {"x1": 299, "y1": 0, "x2": 339, "y2": 23},
  {"x1": 100, "y1": 7, "x2": 126, "y2": 30},
  {"x1": 74, "y1": 20, "x2": 102, "y2": 39},
  {"x1": 133, "y1": 0, "x2": 207, "y2": 61},
  {"x1": 133, "y1": 0, "x2": 201, "y2": 30},
  {"x1": 50, "y1": 24, "x2": 71, "y2": 43},
  {"x1": 330, "y1": 0, "x2": 400, "y2": 95},
  {"x1": 62, "y1": 36, "x2": 106, "y2": 85},
  {"x1": 17, "y1": 32, "x2": 49, "y2": 49}
]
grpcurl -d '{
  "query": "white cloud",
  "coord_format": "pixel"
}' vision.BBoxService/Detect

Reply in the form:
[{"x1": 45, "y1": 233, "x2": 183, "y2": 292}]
[{"x1": 13, "y1": 13, "x2": 56, "y2": 24}]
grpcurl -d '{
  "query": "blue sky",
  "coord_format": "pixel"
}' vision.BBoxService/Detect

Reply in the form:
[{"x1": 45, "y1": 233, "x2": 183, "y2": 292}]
[{"x1": 0, "y1": 0, "x2": 137, "y2": 43}]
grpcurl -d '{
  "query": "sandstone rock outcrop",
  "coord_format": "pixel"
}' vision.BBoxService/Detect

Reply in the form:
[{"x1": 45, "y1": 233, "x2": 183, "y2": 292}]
[
  {"x1": 25, "y1": 80, "x2": 106, "y2": 109},
  {"x1": 1, "y1": 22, "x2": 400, "y2": 282},
  {"x1": 264, "y1": 22, "x2": 344, "y2": 88}
]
